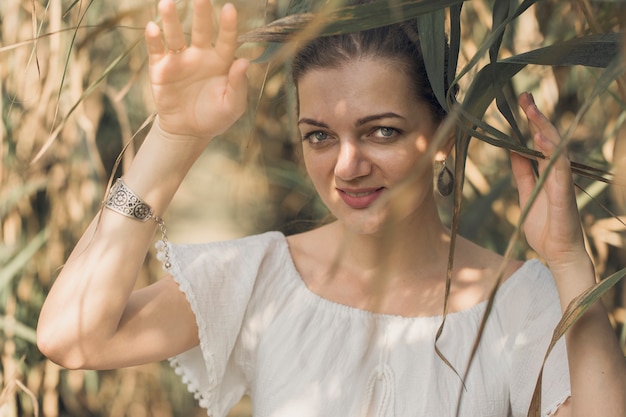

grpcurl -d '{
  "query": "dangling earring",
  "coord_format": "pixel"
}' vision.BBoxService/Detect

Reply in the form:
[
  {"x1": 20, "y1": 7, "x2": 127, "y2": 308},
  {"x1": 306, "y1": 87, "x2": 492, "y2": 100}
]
[{"x1": 436, "y1": 160, "x2": 454, "y2": 197}]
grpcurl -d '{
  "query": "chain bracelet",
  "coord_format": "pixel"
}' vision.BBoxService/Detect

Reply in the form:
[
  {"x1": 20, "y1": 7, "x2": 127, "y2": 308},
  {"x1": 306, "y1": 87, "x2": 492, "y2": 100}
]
[{"x1": 153, "y1": 216, "x2": 172, "y2": 270}]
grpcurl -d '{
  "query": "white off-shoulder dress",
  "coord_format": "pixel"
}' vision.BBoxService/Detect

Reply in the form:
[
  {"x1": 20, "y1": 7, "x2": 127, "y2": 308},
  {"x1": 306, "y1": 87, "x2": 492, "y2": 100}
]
[{"x1": 162, "y1": 231, "x2": 570, "y2": 417}]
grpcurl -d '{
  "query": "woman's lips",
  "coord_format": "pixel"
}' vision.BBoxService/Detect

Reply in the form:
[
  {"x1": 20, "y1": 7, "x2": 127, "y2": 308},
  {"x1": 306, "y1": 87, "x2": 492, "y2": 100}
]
[{"x1": 337, "y1": 187, "x2": 384, "y2": 209}]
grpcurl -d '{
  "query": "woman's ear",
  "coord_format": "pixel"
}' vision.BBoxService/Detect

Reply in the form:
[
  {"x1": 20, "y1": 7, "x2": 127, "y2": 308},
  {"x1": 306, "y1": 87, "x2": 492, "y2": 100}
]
[
  {"x1": 431, "y1": 98, "x2": 461, "y2": 162},
  {"x1": 434, "y1": 131, "x2": 455, "y2": 162}
]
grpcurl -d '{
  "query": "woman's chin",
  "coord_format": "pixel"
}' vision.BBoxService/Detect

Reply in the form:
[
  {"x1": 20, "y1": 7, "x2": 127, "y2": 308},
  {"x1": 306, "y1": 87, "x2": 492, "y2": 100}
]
[{"x1": 338, "y1": 210, "x2": 394, "y2": 237}]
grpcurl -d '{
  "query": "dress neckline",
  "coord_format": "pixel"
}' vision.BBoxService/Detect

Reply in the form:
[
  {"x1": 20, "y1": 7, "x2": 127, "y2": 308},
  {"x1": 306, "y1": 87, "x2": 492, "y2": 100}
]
[{"x1": 274, "y1": 231, "x2": 537, "y2": 321}]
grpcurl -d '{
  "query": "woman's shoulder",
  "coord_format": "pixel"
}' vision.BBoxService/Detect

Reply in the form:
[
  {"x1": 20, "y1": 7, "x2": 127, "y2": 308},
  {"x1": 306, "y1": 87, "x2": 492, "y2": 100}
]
[
  {"x1": 496, "y1": 257, "x2": 554, "y2": 296},
  {"x1": 442, "y1": 236, "x2": 560, "y2": 317},
  {"x1": 497, "y1": 257, "x2": 557, "y2": 303}
]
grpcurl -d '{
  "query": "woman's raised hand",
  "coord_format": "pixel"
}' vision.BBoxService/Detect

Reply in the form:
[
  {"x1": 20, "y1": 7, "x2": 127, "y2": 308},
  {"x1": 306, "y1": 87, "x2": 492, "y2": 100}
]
[
  {"x1": 511, "y1": 92, "x2": 589, "y2": 273},
  {"x1": 145, "y1": 0, "x2": 249, "y2": 141},
  {"x1": 513, "y1": 94, "x2": 626, "y2": 417}
]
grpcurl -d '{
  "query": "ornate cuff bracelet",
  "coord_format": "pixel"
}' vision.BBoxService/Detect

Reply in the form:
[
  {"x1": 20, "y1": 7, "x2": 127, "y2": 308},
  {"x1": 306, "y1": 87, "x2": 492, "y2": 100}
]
[
  {"x1": 104, "y1": 178, "x2": 171, "y2": 269},
  {"x1": 105, "y1": 178, "x2": 154, "y2": 221}
]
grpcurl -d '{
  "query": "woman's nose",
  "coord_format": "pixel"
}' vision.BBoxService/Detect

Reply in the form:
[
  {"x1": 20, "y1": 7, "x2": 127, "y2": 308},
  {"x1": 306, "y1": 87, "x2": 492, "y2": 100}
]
[{"x1": 334, "y1": 140, "x2": 371, "y2": 181}]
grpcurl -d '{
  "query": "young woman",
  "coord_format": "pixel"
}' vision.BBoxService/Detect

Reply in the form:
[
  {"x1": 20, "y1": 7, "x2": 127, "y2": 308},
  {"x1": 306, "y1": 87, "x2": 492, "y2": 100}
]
[{"x1": 37, "y1": 0, "x2": 626, "y2": 416}]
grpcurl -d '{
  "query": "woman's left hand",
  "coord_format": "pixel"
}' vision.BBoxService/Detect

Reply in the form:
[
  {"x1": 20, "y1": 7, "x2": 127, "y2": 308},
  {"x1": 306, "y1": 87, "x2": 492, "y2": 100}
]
[{"x1": 510, "y1": 92, "x2": 589, "y2": 273}]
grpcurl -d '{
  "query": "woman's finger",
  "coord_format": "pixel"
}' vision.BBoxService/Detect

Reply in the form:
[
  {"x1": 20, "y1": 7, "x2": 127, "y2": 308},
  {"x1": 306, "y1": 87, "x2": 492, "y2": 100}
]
[
  {"x1": 517, "y1": 93, "x2": 575, "y2": 201},
  {"x1": 519, "y1": 92, "x2": 560, "y2": 147},
  {"x1": 225, "y1": 58, "x2": 249, "y2": 105},
  {"x1": 510, "y1": 151, "x2": 536, "y2": 207},
  {"x1": 191, "y1": 0, "x2": 213, "y2": 48},
  {"x1": 214, "y1": 3, "x2": 239, "y2": 61},
  {"x1": 145, "y1": 21, "x2": 166, "y2": 62},
  {"x1": 159, "y1": 0, "x2": 188, "y2": 53},
  {"x1": 533, "y1": 131, "x2": 574, "y2": 192}
]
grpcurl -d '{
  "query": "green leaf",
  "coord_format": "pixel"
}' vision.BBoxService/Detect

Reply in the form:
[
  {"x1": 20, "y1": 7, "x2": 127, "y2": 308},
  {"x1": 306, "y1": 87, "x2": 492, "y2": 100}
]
[
  {"x1": 238, "y1": 0, "x2": 468, "y2": 43},
  {"x1": 495, "y1": 88, "x2": 525, "y2": 145},
  {"x1": 416, "y1": 8, "x2": 447, "y2": 111},
  {"x1": 461, "y1": 32, "x2": 622, "y2": 124},
  {"x1": 504, "y1": 32, "x2": 621, "y2": 69},
  {"x1": 285, "y1": 0, "x2": 316, "y2": 14},
  {"x1": 461, "y1": 61, "x2": 526, "y2": 124},
  {"x1": 452, "y1": 0, "x2": 538, "y2": 88},
  {"x1": 447, "y1": 3, "x2": 462, "y2": 91},
  {"x1": 489, "y1": 0, "x2": 512, "y2": 62}
]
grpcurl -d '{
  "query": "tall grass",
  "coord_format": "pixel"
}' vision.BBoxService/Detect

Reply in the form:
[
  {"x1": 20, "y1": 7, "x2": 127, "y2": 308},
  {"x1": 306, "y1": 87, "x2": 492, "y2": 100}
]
[{"x1": 0, "y1": 0, "x2": 624, "y2": 416}]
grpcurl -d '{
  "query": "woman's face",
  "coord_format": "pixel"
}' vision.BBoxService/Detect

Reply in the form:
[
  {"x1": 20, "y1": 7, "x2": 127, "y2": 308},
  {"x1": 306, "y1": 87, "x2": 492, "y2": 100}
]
[{"x1": 297, "y1": 57, "x2": 441, "y2": 235}]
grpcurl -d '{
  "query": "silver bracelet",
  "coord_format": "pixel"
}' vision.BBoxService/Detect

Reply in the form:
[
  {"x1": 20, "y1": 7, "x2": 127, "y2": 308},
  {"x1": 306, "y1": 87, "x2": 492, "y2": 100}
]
[
  {"x1": 104, "y1": 178, "x2": 171, "y2": 269},
  {"x1": 105, "y1": 178, "x2": 154, "y2": 221}
]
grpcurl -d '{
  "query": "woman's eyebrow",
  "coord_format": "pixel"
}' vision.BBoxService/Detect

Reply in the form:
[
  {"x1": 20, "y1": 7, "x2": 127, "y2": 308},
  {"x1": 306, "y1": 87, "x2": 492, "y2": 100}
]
[
  {"x1": 356, "y1": 112, "x2": 405, "y2": 126},
  {"x1": 298, "y1": 113, "x2": 405, "y2": 128},
  {"x1": 297, "y1": 118, "x2": 329, "y2": 128}
]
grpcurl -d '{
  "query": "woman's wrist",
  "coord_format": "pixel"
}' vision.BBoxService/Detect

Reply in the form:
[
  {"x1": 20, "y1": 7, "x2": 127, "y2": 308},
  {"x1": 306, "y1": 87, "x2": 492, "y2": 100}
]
[
  {"x1": 547, "y1": 254, "x2": 597, "y2": 310},
  {"x1": 546, "y1": 252, "x2": 594, "y2": 280},
  {"x1": 152, "y1": 115, "x2": 217, "y2": 144},
  {"x1": 120, "y1": 120, "x2": 211, "y2": 215}
]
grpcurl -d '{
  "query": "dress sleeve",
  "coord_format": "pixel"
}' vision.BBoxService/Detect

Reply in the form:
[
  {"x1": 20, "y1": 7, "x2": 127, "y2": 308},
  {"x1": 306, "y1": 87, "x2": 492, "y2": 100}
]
[
  {"x1": 504, "y1": 260, "x2": 571, "y2": 417},
  {"x1": 160, "y1": 232, "x2": 280, "y2": 417}
]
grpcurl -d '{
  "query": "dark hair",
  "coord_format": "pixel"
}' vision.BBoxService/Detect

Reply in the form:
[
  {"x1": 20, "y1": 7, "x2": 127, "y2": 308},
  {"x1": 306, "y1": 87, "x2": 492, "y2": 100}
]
[{"x1": 291, "y1": 22, "x2": 455, "y2": 124}]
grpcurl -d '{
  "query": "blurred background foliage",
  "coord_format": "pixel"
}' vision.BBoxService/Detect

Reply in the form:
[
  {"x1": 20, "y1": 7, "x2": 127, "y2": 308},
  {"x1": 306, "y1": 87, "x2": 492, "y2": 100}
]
[{"x1": 1, "y1": 0, "x2": 625, "y2": 416}]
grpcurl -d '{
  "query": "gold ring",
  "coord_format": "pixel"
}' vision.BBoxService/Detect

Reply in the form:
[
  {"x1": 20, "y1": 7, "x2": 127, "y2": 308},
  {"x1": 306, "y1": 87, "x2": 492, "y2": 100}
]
[{"x1": 168, "y1": 45, "x2": 187, "y2": 54}]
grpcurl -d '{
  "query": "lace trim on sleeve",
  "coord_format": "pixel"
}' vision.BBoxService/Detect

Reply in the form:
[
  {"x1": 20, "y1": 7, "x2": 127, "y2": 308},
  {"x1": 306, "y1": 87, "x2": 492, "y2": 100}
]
[
  {"x1": 159, "y1": 239, "x2": 221, "y2": 415},
  {"x1": 169, "y1": 355, "x2": 216, "y2": 411}
]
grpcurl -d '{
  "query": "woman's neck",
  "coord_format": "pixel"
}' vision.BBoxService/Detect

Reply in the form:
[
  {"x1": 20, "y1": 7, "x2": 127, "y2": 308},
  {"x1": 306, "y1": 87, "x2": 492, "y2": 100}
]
[
  {"x1": 287, "y1": 200, "x2": 519, "y2": 317},
  {"x1": 323, "y1": 206, "x2": 452, "y2": 285}
]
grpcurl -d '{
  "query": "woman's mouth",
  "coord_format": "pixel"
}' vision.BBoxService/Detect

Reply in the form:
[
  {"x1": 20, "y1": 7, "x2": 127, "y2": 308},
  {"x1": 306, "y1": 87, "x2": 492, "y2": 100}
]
[{"x1": 337, "y1": 187, "x2": 384, "y2": 209}]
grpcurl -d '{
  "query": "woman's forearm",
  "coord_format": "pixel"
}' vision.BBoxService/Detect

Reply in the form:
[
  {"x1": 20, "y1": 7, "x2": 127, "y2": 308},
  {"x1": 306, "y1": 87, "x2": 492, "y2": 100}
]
[
  {"x1": 36, "y1": 122, "x2": 210, "y2": 369},
  {"x1": 38, "y1": 0, "x2": 248, "y2": 369},
  {"x1": 550, "y1": 257, "x2": 626, "y2": 417}
]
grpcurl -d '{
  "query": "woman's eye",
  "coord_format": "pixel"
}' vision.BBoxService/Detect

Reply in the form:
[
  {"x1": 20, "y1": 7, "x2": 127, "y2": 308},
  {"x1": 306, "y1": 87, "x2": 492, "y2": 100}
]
[
  {"x1": 372, "y1": 127, "x2": 399, "y2": 139},
  {"x1": 303, "y1": 131, "x2": 330, "y2": 143}
]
